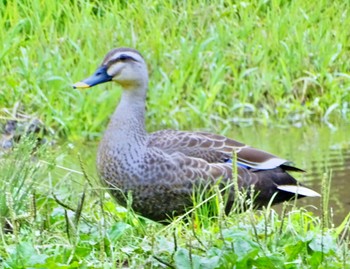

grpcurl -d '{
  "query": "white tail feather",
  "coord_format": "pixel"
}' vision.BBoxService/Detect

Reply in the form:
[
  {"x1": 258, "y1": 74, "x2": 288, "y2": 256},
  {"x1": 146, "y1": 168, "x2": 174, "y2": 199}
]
[{"x1": 277, "y1": 185, "x2": 321, "y2": 197}]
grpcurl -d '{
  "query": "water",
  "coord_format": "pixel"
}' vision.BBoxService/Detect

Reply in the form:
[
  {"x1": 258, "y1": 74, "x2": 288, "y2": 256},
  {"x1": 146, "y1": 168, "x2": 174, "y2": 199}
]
[
  {"x1": 229, "y1": 124, "x2": 350, "y2": 225},
  {"x1": 71, "y1": 124, "x2": 350, "y2": 225}
]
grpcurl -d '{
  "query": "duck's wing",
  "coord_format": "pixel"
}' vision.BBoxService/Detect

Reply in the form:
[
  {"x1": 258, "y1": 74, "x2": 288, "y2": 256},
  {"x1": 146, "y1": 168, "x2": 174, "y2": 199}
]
[
  {"x1": 143, "y1": 132, "x2": 319, "y2": 221},
  {"x1": 144, "y1": 149, "x2": 319, "y2": 218},
  {"x1": 148, "y1": 130, "x2": 303, "y2": 172}
]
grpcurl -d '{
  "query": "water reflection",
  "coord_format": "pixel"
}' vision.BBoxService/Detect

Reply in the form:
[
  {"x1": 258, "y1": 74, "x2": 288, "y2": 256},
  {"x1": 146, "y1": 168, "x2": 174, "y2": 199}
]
[
  {"x1": 304, "y1": 147, "x2": 350, "y2": 225},
  {"x1": 231, "y1": 124, "x2": 350, "y2": 225}
]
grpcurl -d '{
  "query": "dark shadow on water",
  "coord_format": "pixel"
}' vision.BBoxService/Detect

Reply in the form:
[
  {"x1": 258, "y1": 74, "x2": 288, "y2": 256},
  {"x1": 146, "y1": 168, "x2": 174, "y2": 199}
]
[{"x1": 300, "y1": 148, "x2": 350, "y2": 226}]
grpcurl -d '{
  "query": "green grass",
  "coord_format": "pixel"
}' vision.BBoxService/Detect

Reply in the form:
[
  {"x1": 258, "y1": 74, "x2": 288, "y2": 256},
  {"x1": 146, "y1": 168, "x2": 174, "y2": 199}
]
[
  {"x1": 1, "y1": 0, "x2": 349, "y2": 139},
  {"x1": 1, "y1": 0, "x2": 350, "y2": 268}
]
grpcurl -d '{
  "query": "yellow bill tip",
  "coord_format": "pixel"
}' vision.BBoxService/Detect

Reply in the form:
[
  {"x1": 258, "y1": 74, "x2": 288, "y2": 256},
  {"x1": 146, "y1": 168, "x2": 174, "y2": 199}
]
[{"x1": 73, "y1": 81, "x2": 90, "y2": 89}]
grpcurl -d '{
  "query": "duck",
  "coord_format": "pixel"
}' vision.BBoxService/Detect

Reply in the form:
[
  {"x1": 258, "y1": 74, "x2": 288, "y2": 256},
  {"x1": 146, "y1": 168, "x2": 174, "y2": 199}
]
[{"x1": 73, "y1": 47, "x2": 320, "y2": 222}]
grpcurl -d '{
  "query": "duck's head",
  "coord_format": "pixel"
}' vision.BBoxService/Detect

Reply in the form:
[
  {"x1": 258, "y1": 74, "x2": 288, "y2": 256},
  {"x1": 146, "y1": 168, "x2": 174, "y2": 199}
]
[{"x1": 73, "y1": 48, "x2": 148, "y2": 90}]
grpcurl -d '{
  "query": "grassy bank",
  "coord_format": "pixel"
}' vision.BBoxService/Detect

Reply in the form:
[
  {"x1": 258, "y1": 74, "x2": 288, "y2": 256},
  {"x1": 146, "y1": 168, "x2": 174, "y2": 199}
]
[
  {"x1": 0, "y1": 139, "x2": 349, "y2": 268},
  {"x1": 1, "y1": 0, "x2": 349, "y2": 139}
]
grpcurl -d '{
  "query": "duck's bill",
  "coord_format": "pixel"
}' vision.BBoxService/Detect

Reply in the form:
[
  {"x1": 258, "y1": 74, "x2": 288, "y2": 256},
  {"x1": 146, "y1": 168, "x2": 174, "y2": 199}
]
[
  {"x1": 73, "y1": 66, "x2": 112, "y2": 89},
  {"x1": 73, "y1": 81, "x2": 90, "y2": 88}
]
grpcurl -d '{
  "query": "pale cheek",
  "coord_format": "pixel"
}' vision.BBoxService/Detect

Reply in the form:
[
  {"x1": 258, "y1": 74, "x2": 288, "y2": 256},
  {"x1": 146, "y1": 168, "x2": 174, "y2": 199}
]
[
  {"x1": 116, "y1": 68, "x2": 133, "y2": 81},
  {"x1": 107, "y1": 64, "x2": 123, "y2": 77}
]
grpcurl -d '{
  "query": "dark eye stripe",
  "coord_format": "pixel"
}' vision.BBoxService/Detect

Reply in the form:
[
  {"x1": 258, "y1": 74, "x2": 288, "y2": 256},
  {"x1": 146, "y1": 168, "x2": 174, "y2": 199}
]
[
  {"x1": 118, "y1": 54, "x2": 135, "y2": 61},
  {"x1": 107, "y1": 54, "x2": 137, "y2": 66}
]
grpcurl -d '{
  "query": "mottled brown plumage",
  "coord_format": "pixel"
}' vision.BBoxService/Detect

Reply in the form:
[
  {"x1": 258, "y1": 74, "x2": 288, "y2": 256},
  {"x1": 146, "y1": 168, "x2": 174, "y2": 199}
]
[{"x1": 73, "y1": 48, "x2": 320, "y2": 221}]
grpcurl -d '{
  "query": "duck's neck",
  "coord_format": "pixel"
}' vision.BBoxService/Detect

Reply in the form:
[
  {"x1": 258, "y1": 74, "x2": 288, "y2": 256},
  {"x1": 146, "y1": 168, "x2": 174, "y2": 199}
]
[{"x1": 103, "y1": 86, "x2": 147, "y2": 147}]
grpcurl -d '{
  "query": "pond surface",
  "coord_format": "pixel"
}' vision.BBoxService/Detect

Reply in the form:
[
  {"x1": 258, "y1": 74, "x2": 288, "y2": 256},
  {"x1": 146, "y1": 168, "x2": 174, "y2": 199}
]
[
  {"x1": 71, "y1": 124, "x2": 350, "y2": 225},
  {"x1": 227, "y1": 124, "x2": 350, "y2": 226}
]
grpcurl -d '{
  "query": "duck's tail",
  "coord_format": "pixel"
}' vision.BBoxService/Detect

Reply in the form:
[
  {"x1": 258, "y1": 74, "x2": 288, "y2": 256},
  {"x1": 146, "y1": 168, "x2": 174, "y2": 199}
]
[{"x1": 277, "y1": 185, "x2": 321, "y2": 197}]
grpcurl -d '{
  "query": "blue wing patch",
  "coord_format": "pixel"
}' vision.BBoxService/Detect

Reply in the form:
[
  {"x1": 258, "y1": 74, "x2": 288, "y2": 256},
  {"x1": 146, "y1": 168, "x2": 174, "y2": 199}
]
[{"x1": 224, "y1": 159, "x2": 251, "y2": 169}]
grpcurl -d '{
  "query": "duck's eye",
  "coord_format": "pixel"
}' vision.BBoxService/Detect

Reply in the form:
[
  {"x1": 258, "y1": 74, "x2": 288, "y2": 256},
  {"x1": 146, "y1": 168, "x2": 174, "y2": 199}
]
[{"x1": 118, "y1": 54, "x2": 133, "y2": 61}]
